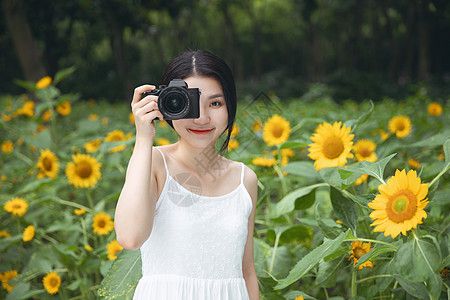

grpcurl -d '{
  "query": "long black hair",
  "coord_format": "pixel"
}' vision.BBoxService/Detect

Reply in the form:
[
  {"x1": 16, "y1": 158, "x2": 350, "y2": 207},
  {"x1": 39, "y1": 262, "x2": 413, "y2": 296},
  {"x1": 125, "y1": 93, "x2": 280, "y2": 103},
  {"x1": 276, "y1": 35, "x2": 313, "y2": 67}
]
[{"x1": 160, "y1": 50, "x2": 237, "y2": 154}]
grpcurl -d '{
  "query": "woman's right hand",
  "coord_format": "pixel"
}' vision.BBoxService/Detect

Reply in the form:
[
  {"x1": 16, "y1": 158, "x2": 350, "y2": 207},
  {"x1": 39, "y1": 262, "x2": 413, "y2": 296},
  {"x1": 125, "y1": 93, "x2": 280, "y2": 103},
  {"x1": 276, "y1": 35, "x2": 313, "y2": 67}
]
[{"x1": 131, "y1": 85, "x2": 164, "y2": 141}]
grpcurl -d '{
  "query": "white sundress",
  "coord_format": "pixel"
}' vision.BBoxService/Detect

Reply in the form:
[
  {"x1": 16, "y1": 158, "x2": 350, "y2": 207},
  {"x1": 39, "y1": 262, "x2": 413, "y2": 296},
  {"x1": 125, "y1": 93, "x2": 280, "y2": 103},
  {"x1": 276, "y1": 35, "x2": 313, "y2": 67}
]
[{"x1": 132, "y1": 148, "x2": 252, "y2": 300}]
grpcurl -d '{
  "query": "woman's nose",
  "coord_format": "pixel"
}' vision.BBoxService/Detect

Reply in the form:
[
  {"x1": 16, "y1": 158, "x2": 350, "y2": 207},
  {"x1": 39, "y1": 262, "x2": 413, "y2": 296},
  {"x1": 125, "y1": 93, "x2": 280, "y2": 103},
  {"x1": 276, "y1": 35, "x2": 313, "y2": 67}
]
[{"x1": 193, "y1": 105, "x2": 210, "y2": 124}]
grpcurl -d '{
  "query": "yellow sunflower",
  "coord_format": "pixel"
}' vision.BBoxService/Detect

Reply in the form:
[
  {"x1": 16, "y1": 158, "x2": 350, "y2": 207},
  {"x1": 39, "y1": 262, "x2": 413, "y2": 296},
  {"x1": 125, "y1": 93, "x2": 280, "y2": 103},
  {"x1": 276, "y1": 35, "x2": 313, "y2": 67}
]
[
  {"x1": 0, "y1": 230, "x2": 11, "y2": 238},
  {"x1": 105, "y1": 130, "x2": 133, "y2": 152},
  {"x1": 22, "y1": 225, "x2": 35, "y2": 242},
  {"x1": 263, "y1": 114, "x2": 291, "y2": 146},
  {"x1": 74, "y1": 208, "x2": 86, "y2": 216},
  {"x1": 84, "y1": 139, "x2": 102, "y2": 153},
  {"x1": 252, "y1": 119, "x2": 262, "y2": 132},
  {"x1": 307, "y1": 121, "x2": 354, "y2": 171},
  {"x1": 89, "y1": 114, "x2": 99, "y2": 121},
  {"x1": 92, "y1": 212, "x2": 114, "y2": 235},
  {"x1": 353, "y1": 139, "x2": 377, "y2": 162},
  {"x1": 295, "y1": 296, "x2": 304, "y2": 300},
  {"x1": 1, "y1": 270, "x2": 18, "y2": 292},
  {"x1": 36, "y1": 149, "x2": 59, "y2": 179},
  {"x1": 230, "y1": 124, "x2": 240, "y2": 137},
  {"x1": 4, "y1": 197, "x2": 29, "y2": 217},
  {"x1": 354, "y1": 174, "x2": 369, "y2": 186},
  {"x1": 129, "y1": 112, "x2": 135, "y2": 124},
  {"x1": 36, "y1": 76, "x2": 52, "y2": 89},
  {"x1": 252, "y1": 157, "x2": 277, "y2": 167},
  {"x1": 156, "y1": 138, "x2": 171, "y2": 146},
  {"x1": 85, "y1": 245, "x2": 93, "y2": 252},
  {"x1": 65, "y1": 154, "x2": 102, "y2": 188},
  {"x1": 349, "y1": 241, "x2": 374, "y2": 270},
  {"x1": 56, "y1": 101, "x2": 71, "y2": 116},
  {"x1": 368, "y1": 169, "x2": 428, "y2": 238},
  {"x1": 228, "y1": 139, "x2": 239, "y2": 151},
  {"x1": 388, "y1": 115, "x2": 412, "y2": 138},
  {"x1": 42, "y1": 272, "x2": 61, "y2": 295},
  {"x1": 408, "y1": 158, "x2": 421, "y2": 169},
  {"x1": 42, "y1": 109, "x2": 52, "y2": 122},
  {"x1": 16, "y1": 101, "x2": 35, "y2": 117},
  {"x1": 427, "y1": 102, "x2": 442, "y2": 116},
  {"x1": 1, "y1": 141, "x2": 13, "y2": 153},
  {"x1": 107, "y1": 240, "x2": 124, "y2": 260}
]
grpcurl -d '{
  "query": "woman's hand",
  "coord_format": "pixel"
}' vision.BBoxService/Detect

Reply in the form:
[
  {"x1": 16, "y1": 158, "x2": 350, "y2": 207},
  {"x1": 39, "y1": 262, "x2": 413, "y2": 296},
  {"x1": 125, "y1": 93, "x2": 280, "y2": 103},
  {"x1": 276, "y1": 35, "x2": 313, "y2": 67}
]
[{"x1": 131, "y1": 85, "x2": 164, "y2": 141}]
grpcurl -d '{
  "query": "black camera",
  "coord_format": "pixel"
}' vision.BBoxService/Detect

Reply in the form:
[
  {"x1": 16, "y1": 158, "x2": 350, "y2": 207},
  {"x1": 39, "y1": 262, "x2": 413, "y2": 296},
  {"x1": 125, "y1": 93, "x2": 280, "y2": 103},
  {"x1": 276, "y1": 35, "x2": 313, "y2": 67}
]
[{"x1": 141, "y1": 79, "x2": 200, "y2": 120}]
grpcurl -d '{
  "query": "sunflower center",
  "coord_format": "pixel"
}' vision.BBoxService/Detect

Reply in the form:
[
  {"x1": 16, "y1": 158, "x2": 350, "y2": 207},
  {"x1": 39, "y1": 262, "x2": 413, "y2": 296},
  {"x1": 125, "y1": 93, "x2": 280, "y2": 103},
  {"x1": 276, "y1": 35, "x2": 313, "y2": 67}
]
[
  {"x1": 386, "y1": 190, "x2": 418, "y2": 223},
  {"x1": 354, "y1": 247, "x2": 366, "y2": 259},
  {"x1": 13, "y1": 204, "x2": 22, "y2": 209},
  {"x1": 322, "y1": 136, "x2": 344, "y2": 159},
  {"x1": 43, "y1": 157, "x2": 52, "y2": 170},
  {"x1": 272, "y1": 126, "x2": 283, "y2": 138},
  {"x1": 359, "y1": 148, "x2": 371, "y2": 158},
  {"x1": 98, "y1": 220, "x2": 106, "y2": 228},
  {"x1": 51, "y1": 279, "x2": 58, "y2": 286},
  {"x1": 395, "y1": 121, "x2": 405, "y2": 131},
  {"x1": 76, "y1": 162, "x2": 92, "y2": 178}
]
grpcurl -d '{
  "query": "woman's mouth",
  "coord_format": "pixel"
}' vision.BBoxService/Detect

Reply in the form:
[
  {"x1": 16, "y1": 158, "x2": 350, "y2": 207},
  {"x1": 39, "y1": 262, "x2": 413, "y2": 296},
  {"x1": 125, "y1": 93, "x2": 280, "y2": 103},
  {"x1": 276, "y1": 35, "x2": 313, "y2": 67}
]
[{"x1": 189, "y1": 129, "x2": 214, "y2": 135}]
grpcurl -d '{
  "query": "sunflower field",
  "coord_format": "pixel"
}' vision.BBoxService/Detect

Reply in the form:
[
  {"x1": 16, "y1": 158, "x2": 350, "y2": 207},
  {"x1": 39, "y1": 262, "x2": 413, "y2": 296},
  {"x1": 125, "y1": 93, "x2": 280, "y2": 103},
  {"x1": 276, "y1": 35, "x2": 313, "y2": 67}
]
[{"x1": 0, "y1": 69, "x2": 449, "y2": 300}]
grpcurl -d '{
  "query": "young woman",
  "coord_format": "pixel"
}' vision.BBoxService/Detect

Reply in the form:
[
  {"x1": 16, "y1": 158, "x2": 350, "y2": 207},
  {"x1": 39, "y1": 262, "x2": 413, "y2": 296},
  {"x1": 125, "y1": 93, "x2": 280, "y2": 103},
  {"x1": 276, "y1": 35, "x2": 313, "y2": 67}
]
[{"x1": 114, "y1": 50, "x2": 260, "y2": 300}]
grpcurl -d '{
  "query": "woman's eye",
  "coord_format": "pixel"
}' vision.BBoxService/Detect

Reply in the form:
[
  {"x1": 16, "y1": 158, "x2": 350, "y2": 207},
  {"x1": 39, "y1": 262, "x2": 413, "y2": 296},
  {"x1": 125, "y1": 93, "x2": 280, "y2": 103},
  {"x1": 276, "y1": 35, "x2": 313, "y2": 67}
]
[{"x1": 210, "y1": 101, "x2": 222, "y2": 107}]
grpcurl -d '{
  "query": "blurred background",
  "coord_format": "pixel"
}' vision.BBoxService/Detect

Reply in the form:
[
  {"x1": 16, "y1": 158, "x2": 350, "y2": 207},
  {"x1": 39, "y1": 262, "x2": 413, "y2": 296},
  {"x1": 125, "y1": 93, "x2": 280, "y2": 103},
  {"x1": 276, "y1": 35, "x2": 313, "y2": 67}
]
[{"x1": 1, "y1": 0, "x2": 450, "y2": 102}]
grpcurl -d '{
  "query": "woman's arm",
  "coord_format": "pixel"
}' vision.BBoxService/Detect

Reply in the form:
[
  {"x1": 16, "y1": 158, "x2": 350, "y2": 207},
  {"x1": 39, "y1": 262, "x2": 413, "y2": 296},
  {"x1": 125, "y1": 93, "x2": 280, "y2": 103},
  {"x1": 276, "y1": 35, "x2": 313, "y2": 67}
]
[
  {"x1": 242, "y1": 166, "x2": 260, "y2": 300},
  {"x1": 114, "y1": 85, "x2": 164, "y2": 250}
]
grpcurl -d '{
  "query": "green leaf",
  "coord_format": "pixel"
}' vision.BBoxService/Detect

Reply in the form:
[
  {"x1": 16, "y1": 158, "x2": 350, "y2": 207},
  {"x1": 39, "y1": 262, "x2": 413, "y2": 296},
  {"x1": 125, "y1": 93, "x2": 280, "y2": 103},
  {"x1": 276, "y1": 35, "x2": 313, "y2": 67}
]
[
  {"x1": 330, "y1": 187, "x2": 358, "y2": 233},
  {"x1": 355, "y1": 246, "x2": 397, "y2": 268},
  {"x1": 315, "y1": 202, "x2": 341, "y2": 239},
  {"x1": 345, "y1": 100, "x2": 374, "y2": 133},
  {"x1": 266, "y1": 225, "x2": 313, "y2": 245},
  {"x1": 444, "y1": 138, "x2": 450, "y2": 164},
  {"x1": 393, "y1": 275, "x2": 429, "y2": 300},
  {"x1": 53, "y1": 66, "x2": 77, "y2": 84},
  {"x1": 274, "y1": 230, "x2": 348, "y2": 290},
  {"x1": 98, "y1": 249, "x2": 142, "y2": 299},
  {"x1": 270, "y1": 183, "x2": 328, "y2": 218},
  {"x1": 282, "y1": 161, "x2": 319, "y2": 179},
  {"x1": 316, "y1": 255, "x2": 346, "y2": 288},
  {"x1": 407, "y1": 129, "x2": 450, "y2": 148},
  {"x1": 343, "y1": 153, "x2": 396, "y2": 184},
  {"x1": 280, "y1": 139, "x2": 309, "y2": 149}
]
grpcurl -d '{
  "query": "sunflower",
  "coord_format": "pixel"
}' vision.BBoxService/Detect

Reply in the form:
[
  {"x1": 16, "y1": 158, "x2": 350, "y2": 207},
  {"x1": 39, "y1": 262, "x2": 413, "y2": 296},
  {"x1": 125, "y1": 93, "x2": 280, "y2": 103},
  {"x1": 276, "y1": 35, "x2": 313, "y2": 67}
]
[
  {"x1": 89, "y1": 114, "x2": 99, "y2": 121},
  {"x1": 16, "y1": 101, "x2": 35, "y2": 117},
  {"x1": 252, "y1": 119, "x2": 262, "y2": 132},
  {"x1": 84, "y1": 139, "x2": 102, "y2": 153},
  {"x1": 42, "y1": 272, "x2": 61, "y2": 295},
  {"x1": 107, "y1": 240, "x2": 124, "y2": 260},
  {"x1": 388, "y1": 115, "x2": 411, "y2": 138},
  {"x1": 36, "y1": 76, "x2": 52, "y2": 89},
  {"x1": 105, "y1": 130, "x2": 133, "y2": 152},
  {"x1": 4, "y1": 197, "x2": 29, "y2": 217},
  {"x1": 42, "y1": 109, "x2": 52, "y2": 122},
  {"x1": 1, "y1": 141, "x2": 13, "y2": 153},
  {"x1": 307, "y1": 121, "x2": 354, "y2": 171},
  {"x1": 56, "y1": 101, "x2": 71, "y2": 116},
  {"x1": 36, "y1": 149, "x2": 59, "y2": 179},
  {"x1": 353, "y1": 139, "x2": 377, "y2": 162},
  {"x1": 92, "y1": 212, "x2": 114, "y2": 235},
  {"x1": 294, "y1": 296, "x2": 304, "y2": 300},
  {"x1": 263, "y1": 114, "x2": 291, "y2": 146},
  {"x1": 129, "y1": 112, "x2": 135, "y2": 124},
  {"x1": 349, "y1": 241, "x2": 374, "y2": 270},
  {"x1": 1, "y1": 270, "x2": 18, "y2": 292},
  {"x1": 22, "y1": 225, "x2": 35, "y2": 242},
  {"x1": 230, "y1": 124, "x2": 240, "y2": 137},
  {"x1": 85, "y1": 245, "x2": 93, "y2": 252},
  {"x1": 228, "y1": 139, "x2": 239, "y2": 151},
  {"x1": 252, "y1": 157, "x2": 277, "y2": 167},
  {"x1": 368, "y1": 169, "x2": 428, "y2": 238},
  {"x1": 408, "y1": 158, "x2": 421, "y2": 169},
  {"x1": 66, "y1": 154, "x2": 102, "y2": 188},
  {"x1": 0, "y1": 230, "x2": 11, "y2": 238},
  {"x1": 74, "y1": 208, "x2": 86, "y2": 216},
  {"x1": 427, "y1": 102, "x2": 442, "y2": 116},
  {"x1": 354, "y1": 174, "x2": 369, "y2": 186},
  {"x1": 156, "y1": 138, "x2": 171, "y2": 146}
]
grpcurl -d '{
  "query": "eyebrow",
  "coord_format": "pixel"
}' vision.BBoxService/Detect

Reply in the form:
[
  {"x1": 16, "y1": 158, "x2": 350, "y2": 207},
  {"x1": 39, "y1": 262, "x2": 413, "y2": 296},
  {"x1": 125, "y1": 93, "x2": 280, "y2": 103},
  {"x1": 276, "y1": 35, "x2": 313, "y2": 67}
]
[{"x1": 208, "y1": 93, "x2": 225, "y2": 100}]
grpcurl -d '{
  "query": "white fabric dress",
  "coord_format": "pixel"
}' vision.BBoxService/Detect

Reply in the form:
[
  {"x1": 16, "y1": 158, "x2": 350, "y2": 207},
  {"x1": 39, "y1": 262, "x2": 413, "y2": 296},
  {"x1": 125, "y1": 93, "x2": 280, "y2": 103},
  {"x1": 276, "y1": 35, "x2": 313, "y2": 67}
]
[{"x1": 132, "y1": 148, "x2": 252, "y2": 300}]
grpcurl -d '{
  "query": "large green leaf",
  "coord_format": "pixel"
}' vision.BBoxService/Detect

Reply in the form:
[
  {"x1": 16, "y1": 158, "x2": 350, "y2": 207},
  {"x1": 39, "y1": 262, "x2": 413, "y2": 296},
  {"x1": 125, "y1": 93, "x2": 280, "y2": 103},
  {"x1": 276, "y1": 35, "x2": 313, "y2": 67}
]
[
  {"x1": 315, "y1": 255, "x2": 346, "y2": 288},
  {"x1": 282, "y1": 161, "x2": 319, "y2": 179},
  {"x1": 444, "y1": 138, "x2": 450, "y2": 164},
  {"x1": 406, "y1": 129, "x2": 450, "y2": 148},
  {"x1": 266, "y1": 225, "x2": 313, "y2": 245},
  {"x1": 392, "y1": 235, "x2": 442, "y2": 299},
  {"x1": 270, "y1": 183, "x2": 328, "y2": 218},
  {"x1": 330, "y1": 187, "x2": 358, "y2": 233},
  {"x1": 274, "y1": 230, "x2": 349, "y2": 290},
  {"x1": 345, "y1": 100, "x2": 374, "y2": 133},
  {"x1": 98, "y1": 249, "x2": 142, "y2": 299},
  {"x1": 394, "y1": 275, "x2": 429, "y2": 299},
  {"x1": 342, "y1": 153, "x2": 396, "y2": 185}
]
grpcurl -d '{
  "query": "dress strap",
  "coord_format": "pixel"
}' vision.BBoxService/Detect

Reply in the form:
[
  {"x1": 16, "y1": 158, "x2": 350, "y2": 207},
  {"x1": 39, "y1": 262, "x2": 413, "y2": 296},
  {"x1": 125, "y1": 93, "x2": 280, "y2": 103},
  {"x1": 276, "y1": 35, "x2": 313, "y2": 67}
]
[
  {"x1": 240, "y1": 162, "x2": 245, "y2": 185},
  {"x1": 155, "y1": 147, "x2": 170, "y2": 176}
]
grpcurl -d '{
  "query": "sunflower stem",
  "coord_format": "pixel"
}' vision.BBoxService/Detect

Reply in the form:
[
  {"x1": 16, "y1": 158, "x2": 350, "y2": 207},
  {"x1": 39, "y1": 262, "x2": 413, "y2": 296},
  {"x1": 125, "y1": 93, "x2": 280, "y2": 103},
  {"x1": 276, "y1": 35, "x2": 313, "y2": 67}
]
[
  {"x1": 268, "y1": 233, "x2": 281, "y2": 274},
  {"x1": 85, "y1": 189, "x2": 95, "y2": 209},
  {"x1": 428, "y1": 162, "x2": 450, "y2": 188},
  {"x1": 351, "y1": 266, "x2": 357, "y2": 297}
]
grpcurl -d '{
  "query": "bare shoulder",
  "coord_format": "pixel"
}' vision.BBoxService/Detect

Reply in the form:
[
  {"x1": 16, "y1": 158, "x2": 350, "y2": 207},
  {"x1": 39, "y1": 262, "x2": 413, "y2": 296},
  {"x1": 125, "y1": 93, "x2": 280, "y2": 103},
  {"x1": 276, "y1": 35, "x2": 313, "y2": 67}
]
[
  {"x1": 152, "y1": 146, "x2": 167, "y2": 180},
  {"x1": 242, "y1": 164, "x2": 258, "y2": 204}
]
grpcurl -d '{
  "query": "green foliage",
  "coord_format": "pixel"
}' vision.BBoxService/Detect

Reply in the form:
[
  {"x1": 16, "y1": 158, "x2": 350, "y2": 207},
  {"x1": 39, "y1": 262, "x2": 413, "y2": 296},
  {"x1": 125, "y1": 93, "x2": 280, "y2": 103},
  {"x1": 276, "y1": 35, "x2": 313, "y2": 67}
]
[{"x1": 0, "y1": 72, "x2": 449, "y2": 300}]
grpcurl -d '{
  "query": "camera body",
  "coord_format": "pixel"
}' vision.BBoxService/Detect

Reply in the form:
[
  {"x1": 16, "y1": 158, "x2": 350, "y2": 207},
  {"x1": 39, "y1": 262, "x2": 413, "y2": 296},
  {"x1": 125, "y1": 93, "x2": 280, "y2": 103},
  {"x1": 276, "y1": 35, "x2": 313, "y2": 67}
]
[{"x1": 141, "y1": 79, "x2": 200, "y2": 120}]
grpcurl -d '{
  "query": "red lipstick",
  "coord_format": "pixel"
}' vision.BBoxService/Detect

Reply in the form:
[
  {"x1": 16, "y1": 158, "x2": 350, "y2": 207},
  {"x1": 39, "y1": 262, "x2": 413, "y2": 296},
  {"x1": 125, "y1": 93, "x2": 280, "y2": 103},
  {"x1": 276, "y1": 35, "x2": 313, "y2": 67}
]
[{"x1": 189, "y1": 129, "x2": 213, "y2": 135}]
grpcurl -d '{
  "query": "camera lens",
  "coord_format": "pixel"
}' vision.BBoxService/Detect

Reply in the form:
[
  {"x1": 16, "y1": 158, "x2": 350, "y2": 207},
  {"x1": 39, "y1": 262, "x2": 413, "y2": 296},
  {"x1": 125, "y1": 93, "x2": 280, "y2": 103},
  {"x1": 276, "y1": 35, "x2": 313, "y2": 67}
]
[{"x1": 162, "y1": 92, "x2": 187, "y2": 115}]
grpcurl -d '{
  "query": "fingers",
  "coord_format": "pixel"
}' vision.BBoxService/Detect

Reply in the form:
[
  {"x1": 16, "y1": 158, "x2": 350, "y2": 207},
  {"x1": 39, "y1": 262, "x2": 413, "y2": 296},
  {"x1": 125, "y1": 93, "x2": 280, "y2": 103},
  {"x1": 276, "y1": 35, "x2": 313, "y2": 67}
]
[{"x1": 131, "y1": 85, "x2": 156, "y2": 106}]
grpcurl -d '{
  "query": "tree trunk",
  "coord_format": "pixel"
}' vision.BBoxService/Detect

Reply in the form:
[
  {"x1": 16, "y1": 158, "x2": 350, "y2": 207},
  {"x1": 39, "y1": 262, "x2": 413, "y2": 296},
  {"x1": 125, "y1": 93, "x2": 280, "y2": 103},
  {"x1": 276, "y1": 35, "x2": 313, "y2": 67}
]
[{"x1": 2, "y1": 0, "x2": 47, "y2": 82}]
